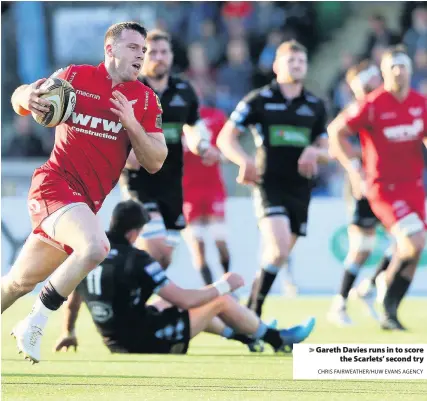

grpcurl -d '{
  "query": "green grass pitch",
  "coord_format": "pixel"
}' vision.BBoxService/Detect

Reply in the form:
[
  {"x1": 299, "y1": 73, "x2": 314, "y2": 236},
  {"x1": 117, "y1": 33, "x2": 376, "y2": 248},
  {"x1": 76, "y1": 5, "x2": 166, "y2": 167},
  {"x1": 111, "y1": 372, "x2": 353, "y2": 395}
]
[{"x1": 2, "y1": 296, "x2": 427, "y2": 400}]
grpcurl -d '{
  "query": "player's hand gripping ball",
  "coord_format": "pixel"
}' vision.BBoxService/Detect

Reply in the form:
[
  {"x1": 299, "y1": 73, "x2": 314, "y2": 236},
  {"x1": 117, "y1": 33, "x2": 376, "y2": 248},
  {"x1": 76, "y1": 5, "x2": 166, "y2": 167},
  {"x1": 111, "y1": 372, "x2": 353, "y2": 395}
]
[{"x1": 32, "y1": 78, "x2": 76, "y2": 128}]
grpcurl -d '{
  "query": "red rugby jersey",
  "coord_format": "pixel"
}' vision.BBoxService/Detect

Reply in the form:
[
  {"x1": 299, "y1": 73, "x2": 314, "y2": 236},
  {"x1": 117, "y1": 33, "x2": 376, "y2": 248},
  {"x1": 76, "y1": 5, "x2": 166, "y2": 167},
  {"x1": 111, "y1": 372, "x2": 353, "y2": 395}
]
[
  {"x1": 43, "y1": 63, "x2": 163, "y2": 205},
  {"x1": 344, "y1": 86, "x2": 427, "y2": 187}
]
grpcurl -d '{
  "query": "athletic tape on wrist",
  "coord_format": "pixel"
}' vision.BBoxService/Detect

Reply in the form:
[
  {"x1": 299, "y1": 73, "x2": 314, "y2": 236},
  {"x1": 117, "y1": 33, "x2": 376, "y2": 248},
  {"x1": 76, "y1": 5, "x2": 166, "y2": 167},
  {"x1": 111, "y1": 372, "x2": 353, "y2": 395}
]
[{"x1": 213, "y1": 279, "x2": 231, "y2": 296}]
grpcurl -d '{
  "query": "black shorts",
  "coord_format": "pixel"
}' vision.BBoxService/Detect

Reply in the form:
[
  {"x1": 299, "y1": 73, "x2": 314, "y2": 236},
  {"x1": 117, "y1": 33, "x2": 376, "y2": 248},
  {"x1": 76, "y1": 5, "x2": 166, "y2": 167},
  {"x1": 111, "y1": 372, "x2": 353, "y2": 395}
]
[
  {"x1": 120, "y1": 169, "x2": 185, "y2": 231},
  {"x1": 253, "y1": 184, "x2": 311, "y2": 236},
  {"x1": 351, "y1": 197, "x2": 379, "y2": 229},
  {"x1": 109, "y1": 306, "x2": 191, "y2": 355}
]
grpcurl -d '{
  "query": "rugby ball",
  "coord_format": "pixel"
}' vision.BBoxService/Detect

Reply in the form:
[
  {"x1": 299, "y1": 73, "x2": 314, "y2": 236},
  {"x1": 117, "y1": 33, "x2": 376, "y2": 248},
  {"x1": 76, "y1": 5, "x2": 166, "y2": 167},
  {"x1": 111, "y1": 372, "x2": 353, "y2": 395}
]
[{"x1": 32, "y1": 78, "x2": 76, "y2": 128}]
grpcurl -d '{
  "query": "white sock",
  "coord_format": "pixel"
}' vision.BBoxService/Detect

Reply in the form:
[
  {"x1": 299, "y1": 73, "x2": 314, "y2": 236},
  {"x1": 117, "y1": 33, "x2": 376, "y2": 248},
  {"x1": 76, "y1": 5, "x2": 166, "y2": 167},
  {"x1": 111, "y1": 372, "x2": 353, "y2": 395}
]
[
  {"x1": 28, "y1": 297, "x2": 52, "y2": 327},
  {"x1": 334, "y1": 294, "x2": 346, "y2": 309}
]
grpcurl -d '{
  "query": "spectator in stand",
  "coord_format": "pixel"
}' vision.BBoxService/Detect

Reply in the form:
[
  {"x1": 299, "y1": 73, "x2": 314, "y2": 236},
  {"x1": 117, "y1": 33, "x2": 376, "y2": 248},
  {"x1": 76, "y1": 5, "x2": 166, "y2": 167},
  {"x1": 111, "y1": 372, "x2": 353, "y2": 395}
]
[
  {"x1": 418, "y1": 79, "x2": 427, "y2": 96},
  {"x1": 215, "y1": 38, "x2": 254, "y2": 115},
  {"x1": 252, "y1": 2, "x2": 286, "y2": 37},
  {"x1": 198, "y1": 20, "x2": 226, "y2": 67},
  {"x1": 361, "y1": 14, "x2": 400, "y2": 59},
  {"x1": 403, "y1": 6, "x2": 427, "y2": 60},
  {"x1": 221, "y1": 1, "x2": 255, "y2": 34},
  {"x1": 186, "y1": 42, "x2": 217, "y2": 105},
  {"x1": 371, "y1": 43, "x2": 387, "y2": 67},
  {"x1": 280, "y1": 1, "x2": 316, "y2": 51},
  {"x1": 253, "y1": 29, "x2": 286, "y2": 88},
  {"x1": 327, "y1": 53, "x2": 355, "y2": 117},
  {"x1": 5, "y1": 115, "x2": 48, "y2": 158},
  {"x1": 412, "y1": 48, "x2": 427, "y2": 90},
  {"x1": 258, "y1": 30, "x2": 286, "y2": 74}
]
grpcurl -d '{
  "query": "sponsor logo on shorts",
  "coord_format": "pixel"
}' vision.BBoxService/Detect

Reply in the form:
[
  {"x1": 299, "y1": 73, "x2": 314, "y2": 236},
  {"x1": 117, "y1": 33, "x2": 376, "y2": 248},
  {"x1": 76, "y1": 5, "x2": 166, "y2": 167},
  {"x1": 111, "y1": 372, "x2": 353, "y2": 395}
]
[
  {"x1": 264, "y1": 206, "x2": 286, "y2": 215},
  {"x1": 392, "y1": 200, "x2": 410, "y2": 218},
  {"x1": 299, "y1": 222, "x2": 307, "y2": 235},
  {"x1": 87, "y1": 301, "x2": 113, "y2": 323},
  {"x1": 175, "y1": 214, "x2": 186, "y2": 227},
  {"x1": 28, "y1": 199, "x2": 41, "y2": 214}
]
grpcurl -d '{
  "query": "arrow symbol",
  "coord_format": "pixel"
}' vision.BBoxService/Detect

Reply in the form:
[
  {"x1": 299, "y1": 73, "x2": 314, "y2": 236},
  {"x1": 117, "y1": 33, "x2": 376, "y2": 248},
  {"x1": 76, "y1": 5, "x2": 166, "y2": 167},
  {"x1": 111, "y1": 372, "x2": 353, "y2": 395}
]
[{"x1": 309, "y1": 348, "x2": 314, "y2": 353}]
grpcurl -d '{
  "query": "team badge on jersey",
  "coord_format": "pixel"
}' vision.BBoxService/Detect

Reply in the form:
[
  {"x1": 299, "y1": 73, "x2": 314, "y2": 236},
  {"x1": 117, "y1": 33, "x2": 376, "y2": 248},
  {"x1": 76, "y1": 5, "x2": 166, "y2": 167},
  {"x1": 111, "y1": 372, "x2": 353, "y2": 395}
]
[
  {"x1": 155, "y1": 114, "x2": 162, "y2": 129},
  {"x1": 155, "y1": 94, "x2": 163, "y2": 112}
]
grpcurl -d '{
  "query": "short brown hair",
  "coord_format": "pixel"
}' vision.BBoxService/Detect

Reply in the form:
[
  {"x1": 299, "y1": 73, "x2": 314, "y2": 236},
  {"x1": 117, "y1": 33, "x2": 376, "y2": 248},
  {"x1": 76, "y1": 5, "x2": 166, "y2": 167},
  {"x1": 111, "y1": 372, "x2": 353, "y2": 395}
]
[
  {"x1": 275, "y1": 39, "x2": 307, "y2": 60},
  {"x1": 146, "y1": 29, "x2": 171, "y2": 44},
  {"x1": 104, "y1": 22, "x2": 147, "y2": 44},
  {"x1": 346, "y1": 59, "x2": 374, "y2": 84}
]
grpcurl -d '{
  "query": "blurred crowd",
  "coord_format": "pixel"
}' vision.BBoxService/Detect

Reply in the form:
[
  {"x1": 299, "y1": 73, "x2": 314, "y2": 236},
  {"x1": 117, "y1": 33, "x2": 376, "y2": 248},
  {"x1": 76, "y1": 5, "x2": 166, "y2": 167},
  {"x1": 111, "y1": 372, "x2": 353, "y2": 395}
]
[{"x1": 328, "y1": 2, "x2": 427, "y2": 117}]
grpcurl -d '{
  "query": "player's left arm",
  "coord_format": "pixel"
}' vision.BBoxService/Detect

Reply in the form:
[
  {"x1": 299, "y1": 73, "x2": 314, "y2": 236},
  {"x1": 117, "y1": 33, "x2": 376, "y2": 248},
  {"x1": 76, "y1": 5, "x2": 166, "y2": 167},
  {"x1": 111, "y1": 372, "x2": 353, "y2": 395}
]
[
  {"x1": 54, "y1": 290, "x2": 82, "y2": 352},
  {"x1": 422, "y1": 101, "x2": 427, "y2": 148},
  {"x1": 111, "y1": 90, "x2": 168, "y2": 174},
  {"x1": 309, "y1": 101, "x2": 331, "y2": 164},
  {"x1": 182, "y1": 85, "x2": 213, "y2": 156}
]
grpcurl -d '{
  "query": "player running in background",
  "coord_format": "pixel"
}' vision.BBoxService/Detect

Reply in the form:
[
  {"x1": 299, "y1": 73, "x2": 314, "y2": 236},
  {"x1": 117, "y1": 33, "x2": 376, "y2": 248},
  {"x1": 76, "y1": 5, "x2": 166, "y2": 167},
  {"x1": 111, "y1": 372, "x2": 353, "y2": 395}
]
[
  {"x1": 54, "y1": 201, "x2": 315, "y2": 355},
  {"x1": 120, "y1": 30, "x2": 217, "y2": 269},
  {"x1": 328, "y1": 46, "x2": 427, "y2": 330},
  {"x1": 328, "y1": 60, "x2": 385, "y2": 326},
  {"x1": 1, "y1": 22, "x2": 167, "y2": 363},
  {"x1": 182, "y1": 104, "x2": 230, "y2": 285},
  {"x1": 217, "y1": 40, "x2": 330, "y2": 318}
]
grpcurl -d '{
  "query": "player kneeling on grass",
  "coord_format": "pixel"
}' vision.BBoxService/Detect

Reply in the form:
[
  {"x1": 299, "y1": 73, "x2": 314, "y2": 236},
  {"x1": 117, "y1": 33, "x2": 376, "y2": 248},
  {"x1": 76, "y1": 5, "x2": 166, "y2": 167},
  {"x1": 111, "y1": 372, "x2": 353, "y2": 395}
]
[{"x1": 54, "y1": 201, "x2": 315, "y2": 355}]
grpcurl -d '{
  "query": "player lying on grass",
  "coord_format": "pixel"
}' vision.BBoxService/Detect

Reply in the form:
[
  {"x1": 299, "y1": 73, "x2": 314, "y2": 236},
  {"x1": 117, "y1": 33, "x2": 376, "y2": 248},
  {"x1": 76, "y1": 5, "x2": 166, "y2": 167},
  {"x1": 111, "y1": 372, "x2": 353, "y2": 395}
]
[{"x1": 54, "y1": 200, "x2": 315, "y2": 355}]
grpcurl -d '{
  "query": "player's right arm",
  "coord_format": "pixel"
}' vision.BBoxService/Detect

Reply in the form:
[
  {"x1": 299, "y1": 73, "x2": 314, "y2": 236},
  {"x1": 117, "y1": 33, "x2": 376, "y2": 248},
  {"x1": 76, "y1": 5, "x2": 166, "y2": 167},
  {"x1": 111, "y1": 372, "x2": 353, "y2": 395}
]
[
  {"x1": 328, "y1": 101, "x2": 370, "y2": 199},
  {"x1": 327, "y1": 101, "x2": 369, "y2": 170},
  {"x1": 11, "y1": 78, "x2": 51, "y2": 117},
  {"x1": 157, "y1": 272, "x2": 244, "y2": 310},
  {"x1": 54, "y1": 290, "x2": 82, "y2": 352},
  {"x1": 135, "y1": 251, "x2": 244, "y2": 310},
  {"x1": 217, "y1": 92, "x2": 259, "y2": 185}
]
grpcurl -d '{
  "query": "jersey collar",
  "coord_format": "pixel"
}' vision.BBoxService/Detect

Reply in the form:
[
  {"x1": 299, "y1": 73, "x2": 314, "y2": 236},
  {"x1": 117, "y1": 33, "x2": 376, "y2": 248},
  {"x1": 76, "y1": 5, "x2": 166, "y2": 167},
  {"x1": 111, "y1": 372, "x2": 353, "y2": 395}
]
[
  {"x1": 97, "y1": 62, "x2": 138, "y2": 91},
  {"x1": 138, "y1": 74, "x2": 176, "y2": 94},
  {"x1": 271, "y1": 79, "x2": 308, "y2": 101}
]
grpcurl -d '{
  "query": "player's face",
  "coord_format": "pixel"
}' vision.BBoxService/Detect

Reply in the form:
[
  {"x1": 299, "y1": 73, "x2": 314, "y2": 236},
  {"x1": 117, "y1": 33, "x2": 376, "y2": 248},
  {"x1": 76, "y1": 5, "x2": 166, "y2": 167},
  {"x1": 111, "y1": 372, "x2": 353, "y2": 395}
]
[
  {"x1": 388, "y1": 64, "x2": 411, "y2": 91},
  {"x1": 274, "y1": 51, "x2": 307, "y2": 83},
  {"x1": 142, "y1": 39, "x2": 173, "y2": 79},
  {"x1": 111, "y1": 29, "x2": 147, "y2": 81}
]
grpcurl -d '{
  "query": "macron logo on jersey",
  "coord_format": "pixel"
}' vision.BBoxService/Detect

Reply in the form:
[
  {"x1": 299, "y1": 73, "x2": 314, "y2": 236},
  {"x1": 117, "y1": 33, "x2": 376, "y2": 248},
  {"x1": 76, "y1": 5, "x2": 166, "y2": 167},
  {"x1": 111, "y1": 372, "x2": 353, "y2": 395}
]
[
  {"x1": 72, "y1": 113, "x2": 122, "y2": 133},
  {"x1": 383, "y1": 119, "x2": 424, "y2": 142},
  {"x1": 76, "y1": 90, "x2": 100, "y2": 100}
]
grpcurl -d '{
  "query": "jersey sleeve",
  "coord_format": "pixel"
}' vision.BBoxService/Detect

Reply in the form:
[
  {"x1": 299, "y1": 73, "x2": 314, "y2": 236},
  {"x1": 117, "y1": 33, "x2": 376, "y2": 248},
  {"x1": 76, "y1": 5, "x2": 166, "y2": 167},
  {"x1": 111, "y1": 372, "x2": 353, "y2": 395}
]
[
  {"x1": 141, "y1": 89, "x2": 163, "y2": 134},
  {"x1": 229, "y1": 90, "x2": 259, "y2": 131},
  {"x1": 423, "y1": 98, "x2": 427, "y2": 138},
  {"x1": 134, "y1": 251, "x2": 170, "y2": 294},
  {"x1": 344, "y1": 99, "x2": 371, "y2": 133},
  {"x1": 186, "y1": 83, "x2": 201, "y2": 126},
  {"x1": 311, "y1": 100, "x2": 328, "y2": 143},
  {"x1": 49, "y1": 65, "x2": 73, "y2": 80},
  {"x1": 210, "y1": 110, "x2": 228, "y2": 146}
]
